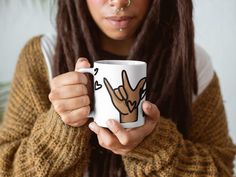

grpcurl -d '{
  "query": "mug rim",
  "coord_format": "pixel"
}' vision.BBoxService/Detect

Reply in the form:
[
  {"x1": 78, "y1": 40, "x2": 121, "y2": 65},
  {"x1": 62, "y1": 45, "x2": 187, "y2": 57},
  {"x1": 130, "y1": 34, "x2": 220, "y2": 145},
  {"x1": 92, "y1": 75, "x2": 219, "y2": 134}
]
[{"x1": 95, "y1": 60, "x2": 146, "y2": 66}]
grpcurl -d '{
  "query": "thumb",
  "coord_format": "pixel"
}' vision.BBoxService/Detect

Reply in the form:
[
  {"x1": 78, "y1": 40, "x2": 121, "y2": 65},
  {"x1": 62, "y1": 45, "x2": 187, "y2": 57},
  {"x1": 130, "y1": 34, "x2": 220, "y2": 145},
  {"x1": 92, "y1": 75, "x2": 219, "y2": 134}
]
[
  {"x1": 75, "y1": 57, "x2": 91, "y2": 71},
  {"x1": 142, "y1": 101, "x2": 160, "y2": 121}
]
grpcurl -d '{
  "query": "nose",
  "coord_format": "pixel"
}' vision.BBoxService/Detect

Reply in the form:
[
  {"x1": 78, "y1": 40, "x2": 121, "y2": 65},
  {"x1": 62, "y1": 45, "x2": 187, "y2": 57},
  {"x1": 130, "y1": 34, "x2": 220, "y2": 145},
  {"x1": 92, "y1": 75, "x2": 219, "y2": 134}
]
[{"x1": 109, "y1": 0, "x2": 131, "y2": 9}]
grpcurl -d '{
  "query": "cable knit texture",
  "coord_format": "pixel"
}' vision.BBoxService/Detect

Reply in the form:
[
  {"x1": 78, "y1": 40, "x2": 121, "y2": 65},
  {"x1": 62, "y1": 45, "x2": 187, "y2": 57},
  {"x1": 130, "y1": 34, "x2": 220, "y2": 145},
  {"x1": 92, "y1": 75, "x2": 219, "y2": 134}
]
[{"x1": 0, "y1": 36, "x2": 235, "y2": 177}]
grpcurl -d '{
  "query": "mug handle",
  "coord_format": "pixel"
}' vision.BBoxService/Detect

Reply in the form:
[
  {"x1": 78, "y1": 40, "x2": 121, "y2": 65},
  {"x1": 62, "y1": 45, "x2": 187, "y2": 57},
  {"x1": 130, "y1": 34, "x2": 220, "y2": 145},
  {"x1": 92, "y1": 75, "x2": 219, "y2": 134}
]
[
  {"x1": 77, "y1": 67, "x2": 95, "y2": 118},
  {"x1": 77, "y1": 68, "x2": 94, "y2": 75}
]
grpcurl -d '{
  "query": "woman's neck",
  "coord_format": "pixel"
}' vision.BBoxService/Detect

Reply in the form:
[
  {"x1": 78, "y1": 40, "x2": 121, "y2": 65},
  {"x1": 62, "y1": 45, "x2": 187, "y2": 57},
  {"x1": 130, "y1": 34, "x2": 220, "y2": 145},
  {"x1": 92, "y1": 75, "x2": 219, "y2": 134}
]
[{"x1": 101, "y1": 34, "x2": 135, "y2": 56}]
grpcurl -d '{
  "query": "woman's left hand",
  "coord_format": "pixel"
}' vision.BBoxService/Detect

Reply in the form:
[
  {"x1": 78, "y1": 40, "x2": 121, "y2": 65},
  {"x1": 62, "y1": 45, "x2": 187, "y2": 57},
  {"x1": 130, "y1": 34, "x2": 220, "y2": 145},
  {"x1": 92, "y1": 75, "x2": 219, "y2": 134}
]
[{"x1": 88, "y1": 101, "x2": 160, "y2": 155}]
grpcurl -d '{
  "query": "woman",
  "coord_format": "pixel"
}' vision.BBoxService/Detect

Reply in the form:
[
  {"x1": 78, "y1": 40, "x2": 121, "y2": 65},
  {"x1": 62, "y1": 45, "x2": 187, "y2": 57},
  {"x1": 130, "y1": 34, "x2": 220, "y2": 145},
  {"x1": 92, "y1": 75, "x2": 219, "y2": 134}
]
[{"x1": 0, "y1": 0, "x2": 235, "y2": 176}]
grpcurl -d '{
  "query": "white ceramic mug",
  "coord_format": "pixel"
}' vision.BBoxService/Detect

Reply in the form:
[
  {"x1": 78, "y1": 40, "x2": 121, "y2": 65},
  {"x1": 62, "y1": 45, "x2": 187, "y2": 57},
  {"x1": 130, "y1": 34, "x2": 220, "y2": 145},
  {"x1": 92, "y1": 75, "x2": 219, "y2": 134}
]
[{"x1": 78, "y1": 60, "x2": 147, "y2": 128}]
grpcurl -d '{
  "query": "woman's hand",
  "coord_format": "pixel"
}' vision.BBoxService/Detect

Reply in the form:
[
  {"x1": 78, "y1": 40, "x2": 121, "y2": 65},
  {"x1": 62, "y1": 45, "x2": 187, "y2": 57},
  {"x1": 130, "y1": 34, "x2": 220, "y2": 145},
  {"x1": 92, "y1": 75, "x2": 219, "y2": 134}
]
[
  {"x1": 88, "y1": 101, "x2": 160, "y2": 155},
  {"x1": 49, "y1": 58, "x2": 91, "y2": 127}
]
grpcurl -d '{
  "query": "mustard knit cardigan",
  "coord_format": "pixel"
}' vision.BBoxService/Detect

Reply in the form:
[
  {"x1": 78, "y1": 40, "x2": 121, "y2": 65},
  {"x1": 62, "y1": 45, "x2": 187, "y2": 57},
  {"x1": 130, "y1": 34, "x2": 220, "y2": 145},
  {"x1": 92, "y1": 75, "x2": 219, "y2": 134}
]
[{"x1": 0, "y1": 36, "x2": 235, "y2": 177}]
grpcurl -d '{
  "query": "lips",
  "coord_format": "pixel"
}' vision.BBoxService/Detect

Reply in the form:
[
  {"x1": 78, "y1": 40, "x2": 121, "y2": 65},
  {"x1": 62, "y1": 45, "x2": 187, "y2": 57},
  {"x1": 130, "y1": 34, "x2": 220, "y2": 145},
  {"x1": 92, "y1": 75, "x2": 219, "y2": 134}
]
[{"x1": 105, "y1": 16, "x2": 134, "y2": 29}]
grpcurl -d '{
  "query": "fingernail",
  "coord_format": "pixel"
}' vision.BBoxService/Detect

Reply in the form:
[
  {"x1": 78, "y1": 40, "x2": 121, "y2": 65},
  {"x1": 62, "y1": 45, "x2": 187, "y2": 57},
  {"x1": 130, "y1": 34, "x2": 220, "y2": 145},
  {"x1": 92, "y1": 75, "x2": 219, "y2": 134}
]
[
  {"x1": 78, "y1": 58, "x2": 87, "y2": 62},
  {"x1": 145, "y1": 101, "x2": 152, "y2": 110},
  {"x1": 89, "y1": 122, "x2": 95, "y2": 131},
  {"x1": 106, "y1": 119, "x2": 115, "y2": 127}
]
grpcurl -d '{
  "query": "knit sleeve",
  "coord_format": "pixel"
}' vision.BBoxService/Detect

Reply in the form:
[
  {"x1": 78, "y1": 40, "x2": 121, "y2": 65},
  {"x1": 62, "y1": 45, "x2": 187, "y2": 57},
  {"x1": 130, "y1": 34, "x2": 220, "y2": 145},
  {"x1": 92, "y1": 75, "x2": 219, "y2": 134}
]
[
  {"x1": 0, "y1": 36, "x2": 91, "y2": 177},
  {"x1": 122, "y1": 74, "x2": 236, "y2": 176}
]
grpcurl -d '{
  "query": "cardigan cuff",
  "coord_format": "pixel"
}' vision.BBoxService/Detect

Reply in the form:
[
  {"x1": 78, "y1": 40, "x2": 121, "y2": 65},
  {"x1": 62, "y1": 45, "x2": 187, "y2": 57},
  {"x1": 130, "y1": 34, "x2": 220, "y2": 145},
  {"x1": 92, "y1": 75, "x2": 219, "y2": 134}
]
[
  {"x1": 123, "y1": 117, "x2": 182, "y2": 170},
  {"x1": 41, "y1": 106, "x2": 92, "y2": 146}
]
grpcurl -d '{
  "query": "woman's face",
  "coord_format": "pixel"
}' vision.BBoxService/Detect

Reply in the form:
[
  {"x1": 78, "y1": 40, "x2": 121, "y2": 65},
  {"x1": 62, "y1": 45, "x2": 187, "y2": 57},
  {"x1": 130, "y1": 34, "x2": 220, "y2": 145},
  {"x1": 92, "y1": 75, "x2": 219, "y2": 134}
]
[{"x1": 86, "y1": 0, "x2": 150, "y2": 41}]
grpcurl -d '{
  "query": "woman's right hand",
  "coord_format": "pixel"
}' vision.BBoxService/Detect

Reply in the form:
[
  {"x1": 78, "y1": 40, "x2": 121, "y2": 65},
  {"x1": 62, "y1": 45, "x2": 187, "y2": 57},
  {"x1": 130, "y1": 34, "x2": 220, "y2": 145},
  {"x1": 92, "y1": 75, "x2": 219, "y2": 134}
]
[{"x1": 49, "y1": 58, "x2": 91, "y2": 127}]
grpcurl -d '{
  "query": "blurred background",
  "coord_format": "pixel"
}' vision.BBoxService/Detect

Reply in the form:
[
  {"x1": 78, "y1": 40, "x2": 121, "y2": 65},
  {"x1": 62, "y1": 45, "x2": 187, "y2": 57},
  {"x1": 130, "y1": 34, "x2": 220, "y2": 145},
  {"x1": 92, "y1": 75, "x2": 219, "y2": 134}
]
[{"x1": 0, "y1": 0, "x2": 235, "y2": 173}]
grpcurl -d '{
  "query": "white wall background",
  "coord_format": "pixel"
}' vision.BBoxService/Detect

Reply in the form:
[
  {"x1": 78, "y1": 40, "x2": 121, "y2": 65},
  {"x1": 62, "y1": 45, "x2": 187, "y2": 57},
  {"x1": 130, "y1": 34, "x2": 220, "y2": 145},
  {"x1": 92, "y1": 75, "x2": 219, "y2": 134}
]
[
  {"x1": 0, "y1": 0, "x2": 235, "y2": 173},
  {"x1": 0, "y1": 0, "x2": 56, "y2": 81}
]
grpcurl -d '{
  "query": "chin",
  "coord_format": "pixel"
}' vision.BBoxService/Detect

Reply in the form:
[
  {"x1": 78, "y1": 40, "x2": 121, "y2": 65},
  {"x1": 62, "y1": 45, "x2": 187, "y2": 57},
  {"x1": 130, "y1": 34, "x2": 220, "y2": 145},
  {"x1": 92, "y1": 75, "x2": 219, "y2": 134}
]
[
  {"x1": 106, "y1": 30, "x2": 133, "y2": 41},
  {"x1": 110, "y1": 35, "x2": 129, "y2": 41}
]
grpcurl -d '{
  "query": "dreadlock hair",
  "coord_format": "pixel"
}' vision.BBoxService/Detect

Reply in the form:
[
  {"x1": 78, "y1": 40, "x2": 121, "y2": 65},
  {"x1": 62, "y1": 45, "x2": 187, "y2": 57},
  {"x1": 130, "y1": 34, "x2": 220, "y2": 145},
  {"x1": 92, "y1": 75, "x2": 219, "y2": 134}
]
[{"x1": 53, "y1": 0, "x2": 197, "y2": 176}]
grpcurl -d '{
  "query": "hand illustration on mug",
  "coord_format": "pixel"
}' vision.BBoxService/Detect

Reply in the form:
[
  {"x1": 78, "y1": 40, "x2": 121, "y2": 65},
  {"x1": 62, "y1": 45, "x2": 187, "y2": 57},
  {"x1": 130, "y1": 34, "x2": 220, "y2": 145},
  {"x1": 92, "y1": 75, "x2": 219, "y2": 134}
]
[{"x1": 104, "y1": 70, "x2": 146, "y2": 123}]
